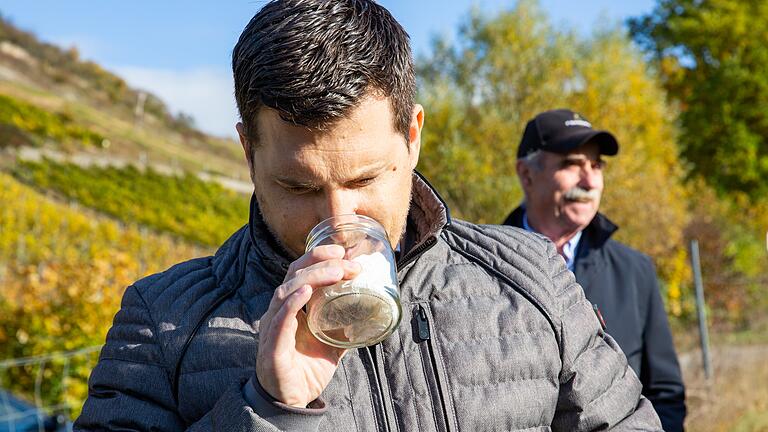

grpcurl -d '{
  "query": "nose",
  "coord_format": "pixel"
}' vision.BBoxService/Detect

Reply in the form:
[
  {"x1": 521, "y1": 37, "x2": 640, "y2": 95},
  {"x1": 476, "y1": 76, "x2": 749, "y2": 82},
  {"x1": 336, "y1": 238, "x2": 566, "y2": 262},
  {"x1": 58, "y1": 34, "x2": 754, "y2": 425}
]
[
  {"x1": 321, "y1": 187, "x2": 359, "y2": 220},
  {"x1": 578, "y1": 162, "x2": 603, "y2": 191},
  {"x1": 319, "y1": 189, "x2": 364, "y2": 249}
]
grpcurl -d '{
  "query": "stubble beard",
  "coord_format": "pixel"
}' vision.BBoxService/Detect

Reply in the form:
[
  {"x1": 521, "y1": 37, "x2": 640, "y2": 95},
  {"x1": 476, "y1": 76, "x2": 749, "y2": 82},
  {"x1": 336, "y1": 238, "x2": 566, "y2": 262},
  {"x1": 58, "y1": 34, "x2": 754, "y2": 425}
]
[
  {"x1": 390, "y1": 186, "x2": 413, "y2": 250},
  {"x1": 252, "y1": 186, "x2": 303, "y2": 260}
]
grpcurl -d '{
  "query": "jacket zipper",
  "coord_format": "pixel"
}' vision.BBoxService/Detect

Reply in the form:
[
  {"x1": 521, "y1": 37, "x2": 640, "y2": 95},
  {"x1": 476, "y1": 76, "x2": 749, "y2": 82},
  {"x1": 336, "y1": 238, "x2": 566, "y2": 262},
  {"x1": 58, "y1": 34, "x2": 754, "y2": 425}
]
[
  {"x1": 357, "y1": 230, "x2": 436, "y2": 431},
  {"x1": 415, "y1": 305, "x2": 453, "y2": 432},
  {"x1": 397, "y1": 237, "x2": 437, "y2": 270},
  {"x1": 363, "y1": 346, "x2": 393, "y2": 432}
]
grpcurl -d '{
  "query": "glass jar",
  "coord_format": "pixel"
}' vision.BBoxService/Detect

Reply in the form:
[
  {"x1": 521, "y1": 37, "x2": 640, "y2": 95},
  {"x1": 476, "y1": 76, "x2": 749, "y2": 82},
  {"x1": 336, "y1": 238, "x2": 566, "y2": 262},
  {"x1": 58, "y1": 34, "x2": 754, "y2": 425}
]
[{"x1": 304, "y1": 214, "x2": 401, "y2": 348}]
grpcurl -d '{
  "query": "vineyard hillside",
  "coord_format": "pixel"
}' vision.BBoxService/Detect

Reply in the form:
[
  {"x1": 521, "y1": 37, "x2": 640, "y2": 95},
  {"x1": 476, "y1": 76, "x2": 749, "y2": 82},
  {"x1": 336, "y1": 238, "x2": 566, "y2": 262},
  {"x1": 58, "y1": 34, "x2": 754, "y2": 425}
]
[{"x1": 0, "y1": 15, "x2": 251, "y2": 418}]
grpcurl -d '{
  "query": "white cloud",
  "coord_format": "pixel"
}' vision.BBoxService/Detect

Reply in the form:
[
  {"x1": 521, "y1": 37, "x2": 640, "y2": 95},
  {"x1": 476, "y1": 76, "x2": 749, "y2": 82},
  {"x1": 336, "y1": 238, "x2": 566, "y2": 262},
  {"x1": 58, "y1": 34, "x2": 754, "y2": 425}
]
[{"x1": 112, "y1": 65, "x2": 238, "y2": 138}]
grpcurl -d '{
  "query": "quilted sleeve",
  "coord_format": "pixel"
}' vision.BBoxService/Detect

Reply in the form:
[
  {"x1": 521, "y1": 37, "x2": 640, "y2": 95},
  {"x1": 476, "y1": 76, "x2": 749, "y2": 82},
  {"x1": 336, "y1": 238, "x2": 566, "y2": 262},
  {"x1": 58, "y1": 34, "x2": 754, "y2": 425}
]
[
  {"x1": 74, "y1": 284, "x2": 326, "y2": 431},
  {"x1": 547, "y1": 242, "x2": 663, "y2": 432}
]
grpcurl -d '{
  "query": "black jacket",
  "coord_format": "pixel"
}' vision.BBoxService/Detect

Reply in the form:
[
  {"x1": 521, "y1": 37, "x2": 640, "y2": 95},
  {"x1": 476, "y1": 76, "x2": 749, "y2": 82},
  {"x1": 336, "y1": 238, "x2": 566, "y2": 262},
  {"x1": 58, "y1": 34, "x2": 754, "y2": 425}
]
[{"x1": 504, "y1": 206, "x2": 686, "y2": 432}]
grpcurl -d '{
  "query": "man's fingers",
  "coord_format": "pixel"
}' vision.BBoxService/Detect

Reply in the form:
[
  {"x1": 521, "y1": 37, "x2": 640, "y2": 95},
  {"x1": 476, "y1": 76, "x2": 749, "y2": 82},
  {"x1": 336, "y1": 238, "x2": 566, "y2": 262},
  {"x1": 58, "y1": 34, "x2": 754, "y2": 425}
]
[
  {"x1": 259, "y1": 285, "x2": 312, "y2": 356},
  {"x1": 265, "y1": 263, "x2": 337, "y2": 323},
  {"x1": 284, "y1": 264, "x2": 340, "y2": 295},
  {"x1": 286, "y1": 244, "x2": 346, "y2": 277},
  {"x1": 340, "y1": 259, "x2": 363, "y2": 279},
  {"x1": 270, "y1": 284, "x2": 314, "y2": 354},
  {"x1": 274, "y1": 259, "x2": 360, "y2": 304},
  {"x1": 263, "y1": 252, "x2": 358, "y2": 333},
  {"x1": 260, "y1": 247, "x2": 363, "y2": 354}
]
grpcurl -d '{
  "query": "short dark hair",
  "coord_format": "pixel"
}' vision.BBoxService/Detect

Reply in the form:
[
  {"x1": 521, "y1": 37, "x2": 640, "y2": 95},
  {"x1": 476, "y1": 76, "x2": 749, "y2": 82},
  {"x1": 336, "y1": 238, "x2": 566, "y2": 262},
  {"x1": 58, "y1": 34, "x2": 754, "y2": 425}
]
[{"x1": 232, "y1": 0, "x2": 415, "y2": 141}]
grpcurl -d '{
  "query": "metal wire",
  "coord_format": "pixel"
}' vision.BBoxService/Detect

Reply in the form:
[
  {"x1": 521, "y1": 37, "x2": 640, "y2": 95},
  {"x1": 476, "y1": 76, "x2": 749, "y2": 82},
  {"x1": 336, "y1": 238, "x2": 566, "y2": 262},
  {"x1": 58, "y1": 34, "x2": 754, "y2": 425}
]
[
  {"x1": 0, "y1": 345, "x2": 102, "y2": 369},
  {"x1": 0, "y1": 345, "x2": 102, "y2": 431}
]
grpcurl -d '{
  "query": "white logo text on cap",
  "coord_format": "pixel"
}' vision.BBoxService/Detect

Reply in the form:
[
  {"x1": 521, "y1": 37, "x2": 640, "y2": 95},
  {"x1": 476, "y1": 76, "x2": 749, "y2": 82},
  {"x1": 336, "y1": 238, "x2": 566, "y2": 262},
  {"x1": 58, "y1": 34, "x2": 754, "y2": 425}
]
[{"x1": 564, "y1": 119, "x2": 592, "y2": 128}]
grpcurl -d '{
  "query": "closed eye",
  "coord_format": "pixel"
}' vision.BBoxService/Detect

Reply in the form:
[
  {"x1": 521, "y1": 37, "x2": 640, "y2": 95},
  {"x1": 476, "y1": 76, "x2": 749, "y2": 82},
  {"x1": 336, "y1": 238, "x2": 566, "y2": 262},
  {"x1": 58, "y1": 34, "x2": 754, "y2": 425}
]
[
  {"x1": 349, "y1": 177, "x2": 376, "y2": 188},
  {"x1": 594, "y1": 159, "x2": 607, "y2": 170},
  {"x1": 289, "y1": 186, "x2": 319, "y2": 195},
  {"x1": 281, "y1": 183, "x2": 321, "y2": 195}
]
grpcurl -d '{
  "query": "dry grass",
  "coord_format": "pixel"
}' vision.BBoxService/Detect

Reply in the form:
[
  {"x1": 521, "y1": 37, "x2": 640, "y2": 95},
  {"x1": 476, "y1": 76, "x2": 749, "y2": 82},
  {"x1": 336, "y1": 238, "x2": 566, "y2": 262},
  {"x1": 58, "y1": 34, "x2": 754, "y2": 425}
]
[{"x1": 681, "y1": 344, "x2": 768, "y2": 431}]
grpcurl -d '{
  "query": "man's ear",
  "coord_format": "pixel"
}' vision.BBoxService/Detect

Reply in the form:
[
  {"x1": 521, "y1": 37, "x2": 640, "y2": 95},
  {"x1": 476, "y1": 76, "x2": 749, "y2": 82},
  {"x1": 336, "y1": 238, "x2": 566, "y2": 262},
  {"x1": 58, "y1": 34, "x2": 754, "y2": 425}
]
[
  {"x1": 516, "y1": 159, "x2": 533, "y2": 192},
  {"x1": 408, "y1": 104, "x2": 424, "y2": 170},
  {"x1": 236, "y1": 122, "x2": 256, "y2": 183}
]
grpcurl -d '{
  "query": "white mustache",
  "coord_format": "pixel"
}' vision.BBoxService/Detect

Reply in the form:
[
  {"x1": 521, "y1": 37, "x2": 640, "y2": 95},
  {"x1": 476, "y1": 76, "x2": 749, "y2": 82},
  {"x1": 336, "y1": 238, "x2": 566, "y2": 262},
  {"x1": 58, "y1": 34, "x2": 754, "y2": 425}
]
[{"x1": 563, "y1": 187, "x2": 600, "y2": 203}]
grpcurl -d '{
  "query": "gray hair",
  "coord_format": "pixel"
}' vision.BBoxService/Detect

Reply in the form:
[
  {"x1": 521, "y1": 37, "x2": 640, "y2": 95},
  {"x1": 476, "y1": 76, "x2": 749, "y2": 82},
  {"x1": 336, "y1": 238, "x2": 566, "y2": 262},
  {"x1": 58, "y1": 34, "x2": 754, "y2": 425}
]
[{"x1": 519, "y1": 150, "x2": 544, "y2": 170}]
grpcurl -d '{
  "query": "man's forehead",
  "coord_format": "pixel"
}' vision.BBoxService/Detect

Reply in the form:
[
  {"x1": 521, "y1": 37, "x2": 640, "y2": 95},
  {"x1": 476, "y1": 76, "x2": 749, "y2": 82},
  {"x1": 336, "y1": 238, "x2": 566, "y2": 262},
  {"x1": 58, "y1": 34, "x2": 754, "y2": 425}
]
[
  {"x1": 563, "y1": 152, "x2": 600, "y2": 160},
  {"x1": 256, "y1": 92, "x2": 394, "y2": 134},
  {"x1": 550, "y1": 142, "x2": 604, "y2": 160},
  {"x1": 257, "y1": 98, "x2": 397, "y2": 145}
]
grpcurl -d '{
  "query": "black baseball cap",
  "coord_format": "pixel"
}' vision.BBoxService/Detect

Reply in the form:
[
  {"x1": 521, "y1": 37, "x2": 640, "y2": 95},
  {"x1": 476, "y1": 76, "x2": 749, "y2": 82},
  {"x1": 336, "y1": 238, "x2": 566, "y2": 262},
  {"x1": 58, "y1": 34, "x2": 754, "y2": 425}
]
[{"x1": 517, "y1": 109, "x2": 619, "y2": 159}]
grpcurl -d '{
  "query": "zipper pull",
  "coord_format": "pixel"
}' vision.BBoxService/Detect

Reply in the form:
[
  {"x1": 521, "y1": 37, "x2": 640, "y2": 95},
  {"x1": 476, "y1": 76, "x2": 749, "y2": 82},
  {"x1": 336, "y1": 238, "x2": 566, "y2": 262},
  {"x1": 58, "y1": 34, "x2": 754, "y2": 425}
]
[{"x1": 415, "y1": 305, "x2": 431, "y2": 341}]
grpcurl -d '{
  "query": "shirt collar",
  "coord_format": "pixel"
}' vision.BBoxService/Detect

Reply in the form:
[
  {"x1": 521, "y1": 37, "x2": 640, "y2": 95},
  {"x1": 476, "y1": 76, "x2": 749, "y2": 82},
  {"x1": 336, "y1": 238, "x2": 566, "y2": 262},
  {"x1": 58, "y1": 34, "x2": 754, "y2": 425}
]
[{"x1": 522, "y1": 211, "x2": 582, "y2": 271}]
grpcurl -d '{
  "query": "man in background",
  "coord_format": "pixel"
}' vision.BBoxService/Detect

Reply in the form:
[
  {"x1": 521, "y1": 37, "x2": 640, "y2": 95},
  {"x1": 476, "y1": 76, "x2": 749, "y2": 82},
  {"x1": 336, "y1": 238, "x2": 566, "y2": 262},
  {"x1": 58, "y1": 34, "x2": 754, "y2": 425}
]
[{"x1": 504, "y1": 109, "x2": 687, "y2": 431}]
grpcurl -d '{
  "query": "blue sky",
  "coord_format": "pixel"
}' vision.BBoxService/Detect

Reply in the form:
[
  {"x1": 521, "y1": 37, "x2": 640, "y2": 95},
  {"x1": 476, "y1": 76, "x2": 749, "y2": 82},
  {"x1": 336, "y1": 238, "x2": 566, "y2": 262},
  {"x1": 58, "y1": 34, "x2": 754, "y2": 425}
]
[{"x1": 0, "y1": 0, "x2": 655, "y2": 137}]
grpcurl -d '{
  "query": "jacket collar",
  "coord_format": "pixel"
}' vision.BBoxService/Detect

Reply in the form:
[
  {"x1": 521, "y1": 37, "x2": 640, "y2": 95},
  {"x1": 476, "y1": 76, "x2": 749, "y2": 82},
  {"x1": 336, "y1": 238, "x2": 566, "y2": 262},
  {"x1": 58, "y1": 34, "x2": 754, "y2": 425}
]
[
  {"x1": 245, "y1": 171, "x2": 452, "y2": 281},
  {"x1": 584, "y1": 212, "x2": 618, "y2": 248},
  {"x1": 572, "y1": 212, "x2": 617, "y2": 285},
  {"x1": 504, "y1": 204, "x2": 618, "y2": 249}
]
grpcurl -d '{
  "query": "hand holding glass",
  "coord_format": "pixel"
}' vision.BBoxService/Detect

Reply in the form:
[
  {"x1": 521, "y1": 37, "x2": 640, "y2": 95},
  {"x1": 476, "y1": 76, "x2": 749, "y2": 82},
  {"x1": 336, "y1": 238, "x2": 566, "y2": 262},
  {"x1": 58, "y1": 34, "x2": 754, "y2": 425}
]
[{"x1": 304, "y1": 215, "x2": 402, "y2": 348}]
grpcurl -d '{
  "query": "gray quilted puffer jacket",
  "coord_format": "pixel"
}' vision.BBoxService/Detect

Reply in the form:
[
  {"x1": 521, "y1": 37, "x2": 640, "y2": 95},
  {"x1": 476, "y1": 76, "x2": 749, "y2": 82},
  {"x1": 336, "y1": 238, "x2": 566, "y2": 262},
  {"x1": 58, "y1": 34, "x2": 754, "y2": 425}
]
[{"x1": 75, "y1": 174, "x2": 662, "y2": 431}]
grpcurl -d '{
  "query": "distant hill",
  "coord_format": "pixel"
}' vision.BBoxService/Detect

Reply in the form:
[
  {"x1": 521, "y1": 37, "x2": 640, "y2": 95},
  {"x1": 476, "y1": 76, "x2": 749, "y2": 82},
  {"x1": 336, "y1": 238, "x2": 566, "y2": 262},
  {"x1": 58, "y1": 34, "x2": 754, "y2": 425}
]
[
  {"x1": 0, "y1": 16, "x2": 252, "y2": 417},
  {"x1": 0, "y1": 12, "x2": 251, "y2": 258},
  {"x1": 0, "y1": 13, "x2": 247, "y2": 180}
]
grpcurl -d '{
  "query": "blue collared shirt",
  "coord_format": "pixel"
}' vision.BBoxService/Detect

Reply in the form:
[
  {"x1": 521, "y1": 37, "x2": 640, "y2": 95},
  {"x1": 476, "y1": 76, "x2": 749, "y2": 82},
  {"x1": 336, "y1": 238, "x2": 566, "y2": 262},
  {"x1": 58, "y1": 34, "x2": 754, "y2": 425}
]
[{"x1": 522, "y1": 212, "x2": 582, "y2": 271}]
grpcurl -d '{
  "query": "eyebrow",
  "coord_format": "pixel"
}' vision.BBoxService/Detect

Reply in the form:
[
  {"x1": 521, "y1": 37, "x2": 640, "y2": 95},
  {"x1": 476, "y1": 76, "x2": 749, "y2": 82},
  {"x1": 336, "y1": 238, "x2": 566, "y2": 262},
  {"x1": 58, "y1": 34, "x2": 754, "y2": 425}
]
[{"x1": 272, "y1": 161, "x2": 390, "y2": 187}]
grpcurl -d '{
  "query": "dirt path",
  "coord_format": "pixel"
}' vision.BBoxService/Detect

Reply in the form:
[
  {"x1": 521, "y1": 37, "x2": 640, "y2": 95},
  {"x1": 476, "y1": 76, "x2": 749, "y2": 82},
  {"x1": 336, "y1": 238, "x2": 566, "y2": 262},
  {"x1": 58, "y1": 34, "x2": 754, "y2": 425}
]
[
  {"x1": 8, "y1": 146, "x2": 253, "y2": 195},
  {"x1": 680, "y1": 343, "x2": 768, "y2": 431}
]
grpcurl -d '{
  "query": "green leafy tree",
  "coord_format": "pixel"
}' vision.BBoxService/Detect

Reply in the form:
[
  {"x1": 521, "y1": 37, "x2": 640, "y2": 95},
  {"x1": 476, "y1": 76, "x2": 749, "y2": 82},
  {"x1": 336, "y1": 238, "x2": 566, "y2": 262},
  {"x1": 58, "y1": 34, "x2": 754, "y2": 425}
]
[
  {"x1": 417, "y1": 0, "x2": 689, "y2": 288},
  {"x1": 629, "y1": 0, "x2": 768, "y2": 200},
  {"x1": 629, "y1": 0, "x2": 768, "y2": 328}
]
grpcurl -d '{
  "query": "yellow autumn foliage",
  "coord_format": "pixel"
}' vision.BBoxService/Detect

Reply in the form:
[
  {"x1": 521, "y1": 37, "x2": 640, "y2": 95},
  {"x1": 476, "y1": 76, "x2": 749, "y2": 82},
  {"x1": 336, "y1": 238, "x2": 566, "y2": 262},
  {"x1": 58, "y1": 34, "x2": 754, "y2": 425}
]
[
  {"x1": 0, "y1": 172, "x2": 210, "y2": 417},
  {"x1": 417, "y1": 0, "x2": 690, "y2": 306}
]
